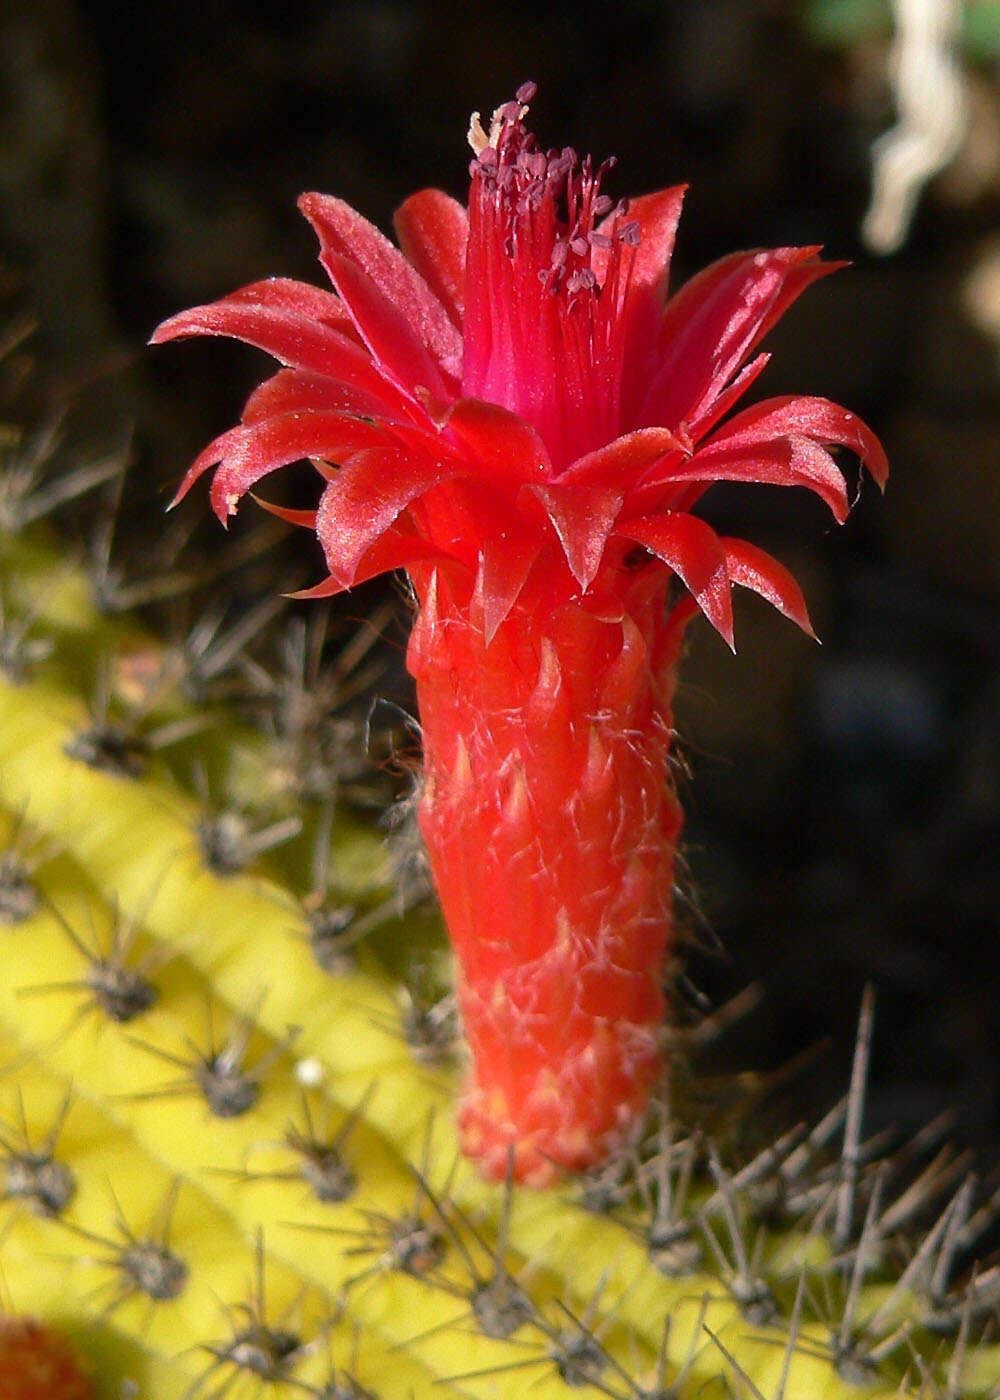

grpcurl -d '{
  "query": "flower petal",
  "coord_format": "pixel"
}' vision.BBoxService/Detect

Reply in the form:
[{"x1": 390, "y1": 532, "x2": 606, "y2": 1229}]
[
  {"x1": 638, "y1": 434, "x2": 851, "y2": 522},
  {"x1": 559, "y1": 427, "x2": 690, "y2": 488},
  {"x1": 316, "y1": 446, "x2": 469, "y2": 586},
  {"x1": 311, "y1": 242, "x2": 455, "y2": 402},
  {"x1": 289, "y1": 527, "x2": 442, "y2": 599},
  {"x1": 723, "y1": 537, "x2": 816, "y2": 638},
  {"x1": 477, "y1": 533, "x2": 540, "y2": 643},
  {"x1": 299, "y1": 191, "x2": 463, "y2": 381},
  {"x1": 203, "y1": 276, "x2": 354, "y2": 325},
  {"x1": 701, "y1": 394, "x2": 889, "y2": 490},
  {"x1": 445, "y1": 399, "x2": 551, "y2": 483},
  {"x1": 614, "y1": 186, "x2": 687, "y2": 303},
  {"x1": 595, "y1": 186, "x2": 687, "y2": 421},
  {"x1": 641, "y1": 247, "x2": 838, "y2": 434},
  {"x1": 619, "y1": 512, "x2": 734, "y2": 647},
  {"x1": 241, "y1": 369, "x2": 391, "y2": 425},
  {"x1": 151, "y1": 277, "x2": 353, "y2": 339},
  {"x1": 251, "y1": 498, "x2": 318, "y2": 529},
  {"x1": 393, "y1": 188, "x2": 469, "y2": 329},
  {"x1": 286, "y1": 574, "x2": 347, "y2": 600},
  {"x1": 209, "y1": 411, "x2": 392, "y2": 520},
  {"x1": 527, "y1": 483, "x2": 624, "y2": 591},
  {"x1": 170, "y1": 426, "x2": 246, "y2": 509},
  {"x1": 152, "y1": 297, "x2": 413, "y2": 415},
  {"x1": 688, "y1": 352, "x2": 771, "y2": 442}
]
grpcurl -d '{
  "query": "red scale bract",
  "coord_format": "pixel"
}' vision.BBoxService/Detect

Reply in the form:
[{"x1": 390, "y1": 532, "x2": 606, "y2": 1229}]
[{"x1": 153, "y1": 85, "x2": 887, "y2": 1184}]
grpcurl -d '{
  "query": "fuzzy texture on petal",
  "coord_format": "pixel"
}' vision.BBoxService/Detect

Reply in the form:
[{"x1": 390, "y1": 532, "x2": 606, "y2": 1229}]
[
  {"x1": 299, "y1": 192, "x2": 463, "y2": 383},
  {"x1": 723, "y1": 537, "x2": 817, "y2": 637},
  {"x1": 315, "y1": 447, "x2": 471, "y2": 586},
  {"x1": 207, "y1": 412, "x2": 392, "y2": 521},
  {"x1": 393, "y1": 188, "x2": 469, "y2": 329},
  {"x1": 641, "y1": 247, "x2": 837, "y2": 433},
  {"x1": 620, "y1": 513, "x2": 735, "y2": 646}
]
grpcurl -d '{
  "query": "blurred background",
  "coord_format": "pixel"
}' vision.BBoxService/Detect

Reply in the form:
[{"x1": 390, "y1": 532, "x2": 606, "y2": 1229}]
[{"x1": 1, "y1": 0, "x2": 999, "y2": 1152}]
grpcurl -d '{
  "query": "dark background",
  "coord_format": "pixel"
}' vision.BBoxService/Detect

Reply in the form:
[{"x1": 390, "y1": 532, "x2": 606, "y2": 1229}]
[{"x1": 2, "y1": 0, "x2": 999, "y2": 1153}]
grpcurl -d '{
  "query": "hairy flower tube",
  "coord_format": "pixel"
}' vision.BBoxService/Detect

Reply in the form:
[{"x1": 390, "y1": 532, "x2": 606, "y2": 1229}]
[{"x1": 153, "y1": 85, "x2": 887, "y2": 1185}]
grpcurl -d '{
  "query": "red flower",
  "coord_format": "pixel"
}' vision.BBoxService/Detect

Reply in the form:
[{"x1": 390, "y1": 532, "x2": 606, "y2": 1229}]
[
  {"x1": 153, "y1": 85, "x2": 887, "y2": 1184},
  {"x1": 0, "y1": 1317, "x2": 93, "y2": 1400}
]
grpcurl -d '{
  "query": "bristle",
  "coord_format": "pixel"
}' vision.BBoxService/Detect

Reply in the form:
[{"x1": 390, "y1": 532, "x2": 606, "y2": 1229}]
[
  {"x1": 0, "y1": 474, "x2": 998, "y2": 1396},
  {"x1": 59, "y1": 1180, "x2": 189, "y2": 1313},
  {"x1": 124, "y1": 996, "x2": 297, "y2": 1119},
  {"x1": 0, "y1": 1087, "x2": 76, "y2": 1220}
]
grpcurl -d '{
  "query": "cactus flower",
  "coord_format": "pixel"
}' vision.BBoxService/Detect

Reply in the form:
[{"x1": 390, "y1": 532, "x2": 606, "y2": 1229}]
[
  {"x1": 153, "y1": 85, "x2": 887, "y2": 1184},
  {"x1": 0, "y1": 1317, "x2": 93, "y2": 1400}
]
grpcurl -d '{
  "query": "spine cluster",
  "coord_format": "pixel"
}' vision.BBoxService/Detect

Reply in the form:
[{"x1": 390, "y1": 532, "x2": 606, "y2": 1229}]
[{"x1": 0, "y1": 510, "x2": 996, "y2": 1398}]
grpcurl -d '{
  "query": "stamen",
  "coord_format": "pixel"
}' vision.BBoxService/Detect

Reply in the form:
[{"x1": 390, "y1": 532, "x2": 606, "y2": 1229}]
[{"x1": 463, "y1": 87, "x2": 643, "y2": 470}]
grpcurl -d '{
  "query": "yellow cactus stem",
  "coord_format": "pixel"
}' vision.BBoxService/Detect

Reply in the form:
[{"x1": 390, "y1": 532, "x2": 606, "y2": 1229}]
[{"x1": 1, "y1": 526, "x2": 998, "y2": 1399}]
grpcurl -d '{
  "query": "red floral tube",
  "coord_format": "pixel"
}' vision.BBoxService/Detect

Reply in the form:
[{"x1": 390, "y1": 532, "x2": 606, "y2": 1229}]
[
  {"x1": 153, "y1": 84, "x2": 887, "y2": 1183},
  {"x1": 410, "y1": 565, "x2": 690, "y2": 1182}
]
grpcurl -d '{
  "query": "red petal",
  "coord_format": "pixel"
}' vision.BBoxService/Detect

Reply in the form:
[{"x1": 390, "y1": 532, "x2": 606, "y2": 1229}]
[
  {"x1": 379, "y1": 418, "x2": 460, "y2": 462},
  {"x1": 688, "y1": 352, "x2": 771, "y2": 442},
  {"x1": 151, "y1": 278, "x2": 352, "y2": 342},
  {"x1": 287, "y1": 574, "x2": 347, "y2": 600},
  {"x1": 289, "y1": 526, "x2": 441, "y2": 598},
  {"x1": 620, "y1": 186, "x2": 686, "y2": 299},
  {"x1": 620, "y1": 512, "x2": 735, "y2": 648},
  {"x1": 299, "y1": 192, "x2": 462, "y2": 381},
  {"x1": 527, "y1": 483, "x2": 624, "y2": 590},
  {"x1": 152, "y1": 299, "x2": 412, "y2": 414},
  {"x1": 445, "y1": 399, "x2": 551, "y2": 483},
  {"x1": 251, "y1": 497, "x2": 318, "y2": 529},
  {"x1": 241, "y1": 369, "x2": 390, "y2": 425},
  {"x1": 312, "y1": 244, "x2": 455, "y2": 401},
  {"x1": 723, "y1": 537, "x2": 816, "y2": 638},
  {"x1": 559, "y1": 427, "x2": 689, "y2": 488},
  {"x1": 642, "y1": 247, "x2": 837, "y2": 434},
  {"x1": 406, "y1": 476, "x2": 511, "y2": 572},
  {"x1": 151, "y1": 297, "x2": 349, "y2": 359},
  {"x1": 170, "y1": 426, "x2": 246, "y2": 510},
  {"x1": 315, "y1": 447, "x2": 468, "y2": 586},
  {"x1": 393, "y1": 188, "x2": 468, "y2": 329},
  {"x1": 199, "y1": 277, "x2": 353, "y2": 326},
  {"x1": 638, "y1": 434, "x2": 850, "y2": 522},
  {"x1": 594, "y1": 187, "x2": 688, "y2": 421},
  {"x1": 701, "y1": 393, "x2": 889, "y2": 490},
  {"x1": 209, "y1": 411, "x2": 391, "y2": 520},
  {"x1": 477, "y1": 534, "x2": 540, "y2": 643}
]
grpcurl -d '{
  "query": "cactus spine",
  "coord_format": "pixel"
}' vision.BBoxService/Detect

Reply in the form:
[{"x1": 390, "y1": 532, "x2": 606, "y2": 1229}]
[{"x1": 1, "y1": 522, "x2": 998, "y2": 1399}]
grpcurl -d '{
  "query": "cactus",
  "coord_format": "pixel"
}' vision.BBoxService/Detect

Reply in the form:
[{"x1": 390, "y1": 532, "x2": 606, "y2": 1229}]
[
  {"x1": 0, "y1": 96, "x2": 997, "y2": 1400},
  {"x1": 1, "y1": 494, "x2": 999, "y2": 1400},
  {"x1": 152, "y1": 85, "x2": 887, "y2": 1184}
]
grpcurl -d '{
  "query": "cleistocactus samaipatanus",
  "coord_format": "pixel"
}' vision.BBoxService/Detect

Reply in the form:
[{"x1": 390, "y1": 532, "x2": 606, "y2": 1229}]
[
  {"x1": 0, "y1": 92, "x2": 998, "y2": 1400},
  {"x1": 152, "y1": 85, "x2": 886, "y2": 1185}
]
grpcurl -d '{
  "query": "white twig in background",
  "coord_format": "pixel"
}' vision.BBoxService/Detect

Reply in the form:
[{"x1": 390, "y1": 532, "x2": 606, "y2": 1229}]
[{"x1": 863, "y1": 0, "x2": 969, "y2": 255}]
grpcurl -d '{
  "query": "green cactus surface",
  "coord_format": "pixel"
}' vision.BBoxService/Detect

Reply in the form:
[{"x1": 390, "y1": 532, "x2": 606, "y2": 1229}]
[{"x1": 1, "y1": 516, "x2": 999, "y2": 1400}]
